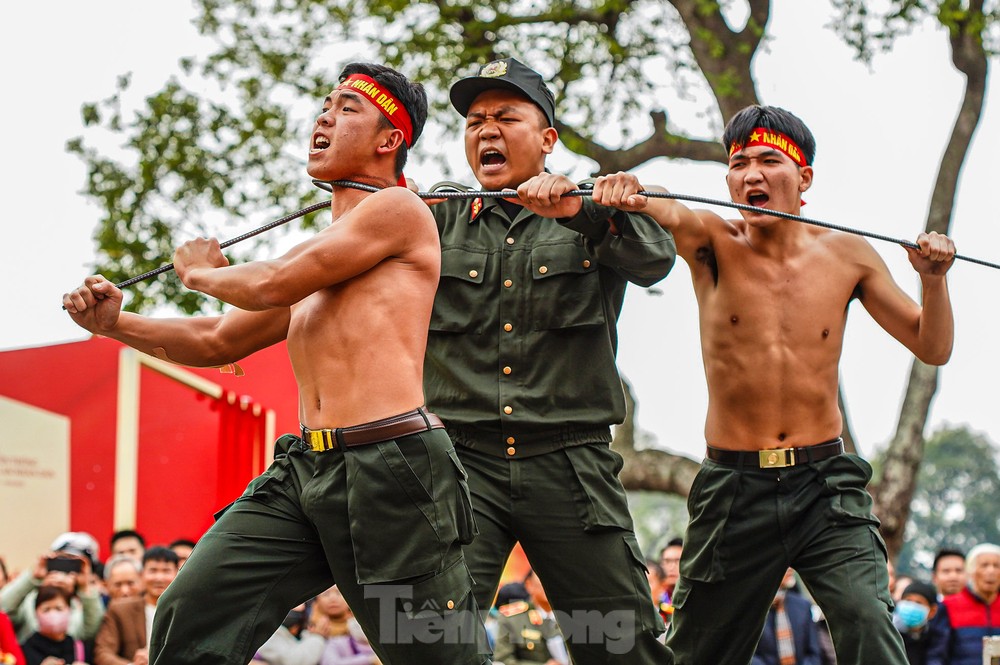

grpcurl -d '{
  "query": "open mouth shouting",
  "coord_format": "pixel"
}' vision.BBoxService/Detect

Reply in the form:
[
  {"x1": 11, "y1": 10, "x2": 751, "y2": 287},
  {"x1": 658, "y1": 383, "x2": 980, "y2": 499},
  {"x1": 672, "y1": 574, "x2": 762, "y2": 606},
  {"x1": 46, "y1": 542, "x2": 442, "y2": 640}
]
[
  {"x1": 746, "y1": 190, "x2": 769, "y2": 208},
  {"x1": 479, "y1": 148, "x2": 507, "y2": 174},
  {"x1": 310, "y1": 134, "x2": 330, "y2": 154}
]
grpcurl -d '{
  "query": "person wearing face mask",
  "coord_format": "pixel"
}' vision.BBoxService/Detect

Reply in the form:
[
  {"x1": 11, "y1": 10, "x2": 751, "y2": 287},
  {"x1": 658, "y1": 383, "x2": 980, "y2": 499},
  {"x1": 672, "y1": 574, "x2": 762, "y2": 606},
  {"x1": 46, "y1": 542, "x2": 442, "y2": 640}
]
[
  {"x1": 19, "y1": 586, "x2": 88, "y2": 665},
  {"x1": 926, "y1": 543, "x2": 1000, "y2": 665},
  {"x1": 892, "y1": 581, "x2": 939, "y2": 665},
  {"x1": 252, "y1": 604, "x2": 325, "y2": 665},
  {"x1": 1, "y1": 533, "x2": 104, "y2": 644}
]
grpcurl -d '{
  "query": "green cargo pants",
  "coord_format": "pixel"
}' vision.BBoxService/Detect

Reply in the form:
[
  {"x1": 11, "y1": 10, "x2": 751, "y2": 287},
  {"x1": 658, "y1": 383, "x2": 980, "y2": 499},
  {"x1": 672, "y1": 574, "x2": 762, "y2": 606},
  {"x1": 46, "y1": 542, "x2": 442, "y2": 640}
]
[
  {"x1": 665, "y1": 452, "x2": 908, "y2": 665},
  {"x1": 150, "y1": 429, "x2": 490, "y2": 665},
  {"x1": 456, "y1": 441, "x2": 674, "y2": 664}
]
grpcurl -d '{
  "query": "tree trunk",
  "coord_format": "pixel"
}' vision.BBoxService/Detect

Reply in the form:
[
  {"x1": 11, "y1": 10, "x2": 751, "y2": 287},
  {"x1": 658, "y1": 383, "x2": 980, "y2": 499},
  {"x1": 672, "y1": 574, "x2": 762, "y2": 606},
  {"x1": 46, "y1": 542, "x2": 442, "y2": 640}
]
[
  {"x1": 870, "y1": 8, "x2": 989, "y2": 560},
  {"x1": 614, "y1": 379, "x2": 701, "y2": 497},
  {"x1": 561, "y1": 0, "x2": 770, "y2": 174}
]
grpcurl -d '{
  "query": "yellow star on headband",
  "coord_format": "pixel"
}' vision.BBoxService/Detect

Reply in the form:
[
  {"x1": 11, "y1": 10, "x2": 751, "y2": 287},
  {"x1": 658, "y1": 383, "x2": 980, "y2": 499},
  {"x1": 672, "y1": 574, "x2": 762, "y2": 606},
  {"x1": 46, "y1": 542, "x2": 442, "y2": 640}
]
[{"x1": 750, "y1": 130, "x2": 761, "y2": 142}]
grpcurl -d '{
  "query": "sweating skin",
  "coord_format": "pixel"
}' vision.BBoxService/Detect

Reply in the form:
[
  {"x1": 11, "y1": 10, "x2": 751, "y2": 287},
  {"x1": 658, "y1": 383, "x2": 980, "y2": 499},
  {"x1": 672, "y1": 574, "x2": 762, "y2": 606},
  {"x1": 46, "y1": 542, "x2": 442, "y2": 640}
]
[
  {"x1": 593, "y1": 148, "x2": 955, "y2": 451},
  {"x1": 64, "y1": 86, "x2": 439, "y2": 429}
]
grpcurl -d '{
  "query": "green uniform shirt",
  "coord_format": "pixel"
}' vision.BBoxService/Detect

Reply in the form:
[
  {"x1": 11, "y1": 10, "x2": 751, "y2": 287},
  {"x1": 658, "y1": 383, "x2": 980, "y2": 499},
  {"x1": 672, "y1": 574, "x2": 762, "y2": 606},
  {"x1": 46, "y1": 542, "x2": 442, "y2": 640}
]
[
  {"x1": 425, "y1": 182, "x2": 677, "y2": 457},
  {"x1": 493, "y1": 601, "x2": 567, "y2": 664}
]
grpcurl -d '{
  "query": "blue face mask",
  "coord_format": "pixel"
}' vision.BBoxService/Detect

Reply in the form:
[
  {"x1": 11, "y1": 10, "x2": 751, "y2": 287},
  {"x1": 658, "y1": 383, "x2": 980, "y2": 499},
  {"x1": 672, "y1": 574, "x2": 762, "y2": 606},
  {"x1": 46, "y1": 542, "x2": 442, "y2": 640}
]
[{"x1": 893, "y1": 599, "x2": 930, "y2": 630}]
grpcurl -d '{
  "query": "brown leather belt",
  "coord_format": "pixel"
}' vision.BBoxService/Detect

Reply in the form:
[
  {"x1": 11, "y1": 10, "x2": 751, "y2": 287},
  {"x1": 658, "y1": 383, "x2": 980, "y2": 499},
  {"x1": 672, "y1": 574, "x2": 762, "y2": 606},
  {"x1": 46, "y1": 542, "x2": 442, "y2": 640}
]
[
  {"x1": 302, "y1": 407, "x2": 444, "y2": 452},
  {"x1": 706, "y1": 438, "x2": 844, "y2": 469}
]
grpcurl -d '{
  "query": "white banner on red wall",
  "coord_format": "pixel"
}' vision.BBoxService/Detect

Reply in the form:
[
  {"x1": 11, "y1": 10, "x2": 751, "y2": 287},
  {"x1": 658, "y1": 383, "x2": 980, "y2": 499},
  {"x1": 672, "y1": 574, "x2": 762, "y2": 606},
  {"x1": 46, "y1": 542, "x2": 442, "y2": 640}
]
[{"x1": 0, "y1": 396, "x2": 70, "y2": 573}]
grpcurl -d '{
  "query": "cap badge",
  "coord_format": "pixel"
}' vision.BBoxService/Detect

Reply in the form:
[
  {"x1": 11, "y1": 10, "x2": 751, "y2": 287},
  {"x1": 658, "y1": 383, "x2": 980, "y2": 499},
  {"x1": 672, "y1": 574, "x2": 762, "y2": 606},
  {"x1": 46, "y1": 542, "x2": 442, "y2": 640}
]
[{"x1": 480, "y1": 60, "x2": 508, "y2": 78}]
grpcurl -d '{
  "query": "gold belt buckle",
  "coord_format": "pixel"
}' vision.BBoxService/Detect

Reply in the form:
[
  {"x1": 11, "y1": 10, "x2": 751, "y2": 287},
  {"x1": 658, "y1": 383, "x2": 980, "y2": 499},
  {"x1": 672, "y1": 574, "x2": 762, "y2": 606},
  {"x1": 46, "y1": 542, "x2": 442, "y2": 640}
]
[
  {"x1": 307, "y1": 429, "x2": 335, "y2": 452},
  {"x1": 759, "y1": 448, "x2": 795, "y2": 468}
]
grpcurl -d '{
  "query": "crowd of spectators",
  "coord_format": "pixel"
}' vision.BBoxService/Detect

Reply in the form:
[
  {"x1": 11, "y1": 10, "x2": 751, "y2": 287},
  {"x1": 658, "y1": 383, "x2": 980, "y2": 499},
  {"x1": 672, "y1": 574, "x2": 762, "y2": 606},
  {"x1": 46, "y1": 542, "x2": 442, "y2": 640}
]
[{"x1": 0, "y1": 530, "x2": 997, "y2": 665}]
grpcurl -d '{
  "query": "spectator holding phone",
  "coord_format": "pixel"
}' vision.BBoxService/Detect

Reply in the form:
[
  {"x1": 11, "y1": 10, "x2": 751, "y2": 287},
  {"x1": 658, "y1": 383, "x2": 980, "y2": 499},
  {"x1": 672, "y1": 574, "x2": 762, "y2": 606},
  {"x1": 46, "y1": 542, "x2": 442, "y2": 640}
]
[
  {"x1": 0, "y1": 534, "x2": 104, "y2": 643},
  {"x1": 19, "y1": 586, "x2": 88, "y2": 665}
]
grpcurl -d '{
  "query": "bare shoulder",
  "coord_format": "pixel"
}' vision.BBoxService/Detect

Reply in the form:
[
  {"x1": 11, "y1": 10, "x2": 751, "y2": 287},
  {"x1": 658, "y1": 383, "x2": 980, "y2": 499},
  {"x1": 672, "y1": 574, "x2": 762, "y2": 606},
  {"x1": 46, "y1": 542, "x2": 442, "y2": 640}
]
[
  {"x1": 359, "y1": 187, "x2": 434, "y2": 222},
  {"x1": 718, "y1": 215, "x2": 751, "y2": 242},
  {"x1": 822, "y1": 229, "x2": 885, "y2": 270},
  {"x1": 342, "y1": 187, "x2": 437, "y2": 243}
]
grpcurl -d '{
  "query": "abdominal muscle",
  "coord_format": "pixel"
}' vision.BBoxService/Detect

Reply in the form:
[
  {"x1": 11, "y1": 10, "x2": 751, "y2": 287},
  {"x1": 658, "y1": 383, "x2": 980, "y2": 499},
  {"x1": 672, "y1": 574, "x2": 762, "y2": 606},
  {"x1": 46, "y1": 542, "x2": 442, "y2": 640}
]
[
  {"x1": 699, "y1": 300, "x2": 848, "y2": 451},
  {"x1": 285, "y1": 265, "x2": 434, "y2": 429}
]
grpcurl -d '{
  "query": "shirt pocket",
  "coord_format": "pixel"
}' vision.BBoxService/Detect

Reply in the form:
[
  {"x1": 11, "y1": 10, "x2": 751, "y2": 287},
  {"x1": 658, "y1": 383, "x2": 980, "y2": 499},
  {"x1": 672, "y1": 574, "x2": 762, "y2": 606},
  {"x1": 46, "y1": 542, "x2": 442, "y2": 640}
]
[
  {"x1": 529, "y1": 241, "x2": 605, "y2": 330},
  {"x1": 430, "y1": 247, "x2": 488, "y2": 333}
]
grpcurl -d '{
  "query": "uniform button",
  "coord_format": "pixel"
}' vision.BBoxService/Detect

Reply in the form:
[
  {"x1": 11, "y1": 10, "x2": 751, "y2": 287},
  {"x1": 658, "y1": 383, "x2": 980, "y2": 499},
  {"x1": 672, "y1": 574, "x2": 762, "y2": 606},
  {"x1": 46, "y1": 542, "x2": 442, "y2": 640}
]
[
  {"x1": 502, "y1": 366, "x2": 512, "y2": 375},
  {"x1": 506, "y1": 436, "x2": 515, "y2": 444},
  {"x1": 503, "y1": 405, "x2": 513, "y2": 414},
  {"x1": 507, "y1": 446, "x2": 516, "y2": 456},
  {"x1": 538, "y1": 265, "x2": 548, "y2": 274},
  {"x1": 504, "y1": 279, "x2": 513, "y2": 288},
  {"x1": 526, "y1": 642, "x2": 535, "y2": 650},
  {"x1": 503, "y1": 323, "x2": 513, "y2": 332},
  {"x1": 446, "y1": 600, "x2": 455, "y2": 610},
  {"x1": 582, "y1": 259, "x2": 592, "y2": 268},
  {"x1": 469, "y1": 269, "x2": 478, "y2": 278},
  {"x1": 506, "y1": 237, "x2": 515, "y2": 245}
]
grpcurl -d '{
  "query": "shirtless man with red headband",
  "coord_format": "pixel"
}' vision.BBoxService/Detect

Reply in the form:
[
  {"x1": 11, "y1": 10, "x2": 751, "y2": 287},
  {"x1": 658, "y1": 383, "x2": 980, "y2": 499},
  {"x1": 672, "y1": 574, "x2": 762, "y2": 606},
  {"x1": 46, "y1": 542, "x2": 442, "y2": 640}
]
[
  {"x1": 64, "y1": 62, "x2": 488, "y2": 665},
  {"x1": 586, "y1": 105, "x2": 955, "y2": 665}
]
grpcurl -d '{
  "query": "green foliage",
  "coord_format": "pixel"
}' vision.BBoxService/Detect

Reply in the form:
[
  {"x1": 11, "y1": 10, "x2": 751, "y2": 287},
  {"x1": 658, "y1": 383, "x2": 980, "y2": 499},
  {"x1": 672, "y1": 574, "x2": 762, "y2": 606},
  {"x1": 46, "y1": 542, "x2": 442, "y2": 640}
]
[
  {"x1": 830, "y1": 0, "x2": 999, "y2": 63},
  {"x1": 896, "y1": 425, "x2": 1000, "y2": 574},
  {"x1": 68, "y1": 70, "x2": 318, "y2": 313},
  {"x1": 71, "y1": 0, "x2": 735, "y2": 313}
]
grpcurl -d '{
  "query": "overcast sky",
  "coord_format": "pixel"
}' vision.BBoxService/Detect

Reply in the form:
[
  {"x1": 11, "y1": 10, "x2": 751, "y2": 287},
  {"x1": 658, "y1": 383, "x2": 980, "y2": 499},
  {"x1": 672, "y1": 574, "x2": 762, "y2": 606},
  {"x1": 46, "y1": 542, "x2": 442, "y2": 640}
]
[{"x1": 2, "y1": 1, "x2": 998, "y2": 462}]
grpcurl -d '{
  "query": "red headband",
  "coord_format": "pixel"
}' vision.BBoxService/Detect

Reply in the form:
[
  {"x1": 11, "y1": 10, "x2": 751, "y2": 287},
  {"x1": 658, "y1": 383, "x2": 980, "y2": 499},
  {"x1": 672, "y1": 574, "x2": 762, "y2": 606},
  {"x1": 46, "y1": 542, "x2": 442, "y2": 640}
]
[
  {"x1": 729, "y1": 128, "x2": 808, "y2": 167},
  {"x1": 337, "y1": 74, "x2": 414, "y2": 147}
]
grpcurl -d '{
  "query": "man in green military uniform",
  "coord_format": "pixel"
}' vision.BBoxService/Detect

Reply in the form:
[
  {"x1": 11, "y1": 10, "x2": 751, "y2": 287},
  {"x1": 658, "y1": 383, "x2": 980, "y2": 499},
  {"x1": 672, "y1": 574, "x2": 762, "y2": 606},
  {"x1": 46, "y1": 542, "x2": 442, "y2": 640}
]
[
  {"x1": 65, "y1": 63, "x2": 488, "y2": 665},
  {"x1": 494, "y1": 570, "x2": 570, "y2": 665},
  {"x1": 423, "y1": 57, "x2": 677, "y2": 663}
]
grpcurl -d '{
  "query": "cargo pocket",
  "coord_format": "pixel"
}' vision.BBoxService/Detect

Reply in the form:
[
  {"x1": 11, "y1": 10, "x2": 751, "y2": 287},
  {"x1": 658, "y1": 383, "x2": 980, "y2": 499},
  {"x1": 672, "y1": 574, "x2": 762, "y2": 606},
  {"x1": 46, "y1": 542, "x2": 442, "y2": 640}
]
[
  {"x1": 669, "y1": 581, "x2": 691, "y2": 613},
  {"x1": 363, "y1": 556, "x2": 485, "y2": 657},
  {"x1": 817, "y1": 454, "x2": 879, "y2": 526},
  {"x1": 868, "y1": 525, "x2": 894, "y2": 607},
  {"x1": 447, "y1": 448, "x2": 478, "y2": 545},
  {"x1": 624, "y1": 537, "x2": 664, "y2": 633},
  {"x1": 347, "y1": 439, "x2": 444, "y2": 585},
  {"x1": 399, "y1": 556, "x2": 475, "y2": 619},
  {"x1": 679, "y1": 461, "x2": 740, "y2": 583},
  {"x1": 563, "y1": 444, "x2": 634, "y2": 531}
]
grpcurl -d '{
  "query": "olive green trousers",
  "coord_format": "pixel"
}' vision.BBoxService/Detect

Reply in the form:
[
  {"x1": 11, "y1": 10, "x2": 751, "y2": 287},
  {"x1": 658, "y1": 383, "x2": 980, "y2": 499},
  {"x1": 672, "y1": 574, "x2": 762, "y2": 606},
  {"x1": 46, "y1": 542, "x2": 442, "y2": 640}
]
[
  {"x1": 665, "y1": 453, "x2": 908, "y2": 665},
  {"x1": 150, "y1": 430, "x2": 490, "y2": 664},
  {"x1": 456, "y1": 442, "x2": 674, "y2": 664}
]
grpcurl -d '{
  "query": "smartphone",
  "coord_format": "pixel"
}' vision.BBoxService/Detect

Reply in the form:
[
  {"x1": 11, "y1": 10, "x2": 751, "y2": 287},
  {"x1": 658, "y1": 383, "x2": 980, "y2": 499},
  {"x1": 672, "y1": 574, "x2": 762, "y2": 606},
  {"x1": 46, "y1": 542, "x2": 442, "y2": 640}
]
[{"x1": 46, "y1": 557, "x2": 83, "y2": 574}]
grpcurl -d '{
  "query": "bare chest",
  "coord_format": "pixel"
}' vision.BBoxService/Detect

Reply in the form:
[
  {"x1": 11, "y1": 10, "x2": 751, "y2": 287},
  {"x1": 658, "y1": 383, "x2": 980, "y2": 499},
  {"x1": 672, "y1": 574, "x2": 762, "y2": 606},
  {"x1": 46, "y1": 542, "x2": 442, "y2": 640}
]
[{"x1": 695, "y1": 241, "x2": 860, "y2": 344}]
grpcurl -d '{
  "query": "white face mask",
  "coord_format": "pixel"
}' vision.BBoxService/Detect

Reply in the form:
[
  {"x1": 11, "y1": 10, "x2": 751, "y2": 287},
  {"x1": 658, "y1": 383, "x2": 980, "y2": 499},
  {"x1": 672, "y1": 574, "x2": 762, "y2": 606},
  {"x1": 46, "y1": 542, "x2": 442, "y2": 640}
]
[{"x1": 37, "y1": 607, "x2": 71, "y2": 635}]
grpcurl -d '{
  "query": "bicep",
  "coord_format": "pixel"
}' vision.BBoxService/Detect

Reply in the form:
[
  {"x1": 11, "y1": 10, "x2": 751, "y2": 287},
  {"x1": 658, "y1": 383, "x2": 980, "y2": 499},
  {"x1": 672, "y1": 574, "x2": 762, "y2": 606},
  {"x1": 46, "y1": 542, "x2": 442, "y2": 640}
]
[
  {"x1": 265, "y1": 193, "x2": 423, "y2": 301},
  {"x1": 212, "y1": 307, "x2": 290, "y2": 359},
  {"x1": 857, "y1": 249, "x2": 921, "y2": 345}
]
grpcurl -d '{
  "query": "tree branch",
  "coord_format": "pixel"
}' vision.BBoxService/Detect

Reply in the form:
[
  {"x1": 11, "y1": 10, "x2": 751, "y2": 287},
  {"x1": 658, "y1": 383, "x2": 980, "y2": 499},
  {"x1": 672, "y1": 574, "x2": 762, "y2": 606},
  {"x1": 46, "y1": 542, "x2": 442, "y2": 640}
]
[
  {"x1": 613, "y1": 378, "x2": 702, "y2": 497},
  {"x1": 670, "y1": 0, "x2": 767, "y2": 120},
  {"x1": 557, "y1": 109, "x2": 727, "y2": 175}
]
